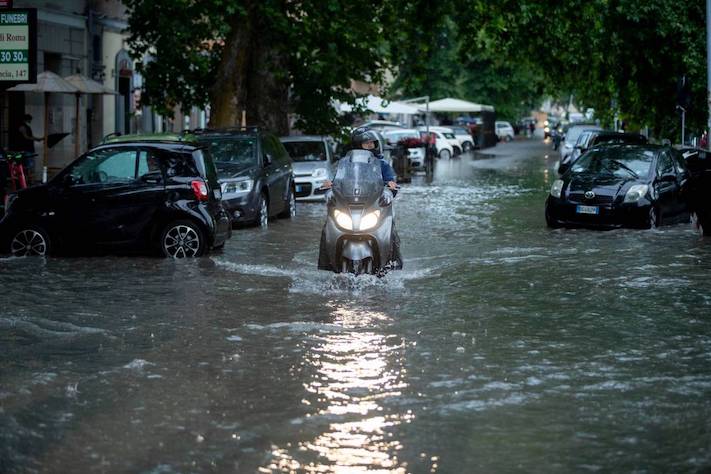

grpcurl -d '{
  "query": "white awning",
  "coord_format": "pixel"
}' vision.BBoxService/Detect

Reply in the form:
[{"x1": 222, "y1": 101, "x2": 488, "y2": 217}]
[
  {"x1": 414, "y1": 97, "x2": 495, "y2": 113},
  {"x1": 340, "y1": 95, "x2": 420, "y2": 115}
]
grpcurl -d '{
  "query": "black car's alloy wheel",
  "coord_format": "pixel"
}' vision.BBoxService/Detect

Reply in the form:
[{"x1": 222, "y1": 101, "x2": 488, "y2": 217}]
[
  {"x1": 257, "y1": 193, "x2": 269, "y2": 228},
  {"x1": 647, "y1": 207, "x2": 660, "y2": 229},
  {"x1": 10, "y1": 227, "x2": 50, "y2": 257},
  {"x1": 691, "y1": 212, "x2": 708, "y2": 236},
  {"x1": 278, "y1": 186, "x2": 296, "y2": 219},
  {"x1": 160, "y1": 221, "x2": 204, "y2": 258}
]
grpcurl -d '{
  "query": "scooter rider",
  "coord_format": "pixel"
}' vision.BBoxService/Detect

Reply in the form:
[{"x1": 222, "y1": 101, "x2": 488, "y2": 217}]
[{"x1": 323, "y1": 128, "x2": 398, "y2": 191}]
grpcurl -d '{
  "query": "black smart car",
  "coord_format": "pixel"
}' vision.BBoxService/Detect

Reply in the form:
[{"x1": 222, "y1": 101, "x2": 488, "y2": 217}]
[
  {"x1": 193, "y1": 128, "x2": 295, "y2": 227},
  {"x1": 0, "y1": 135, "x2": 231, "y2": 257},
  {"x1": 546, "y1": 144, "x2": 689, "y2": 229}
]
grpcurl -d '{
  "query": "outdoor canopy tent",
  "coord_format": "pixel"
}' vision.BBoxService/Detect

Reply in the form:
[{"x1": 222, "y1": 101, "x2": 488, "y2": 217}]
[
  {"x1": 415, "y1": 97, "x2": 495, "y2": 113},
  {"x1": 339, "y1": 95, "x2": 420, "y2": 115}
]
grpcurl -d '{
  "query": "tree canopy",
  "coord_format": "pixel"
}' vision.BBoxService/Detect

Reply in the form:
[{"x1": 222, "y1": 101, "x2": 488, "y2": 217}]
[
  {"x1": 125, "y1": 0, "x2": 707, "y2": 139},
  {"x1": 462, "y1": 0, "x2": 708, "y2": 138}
]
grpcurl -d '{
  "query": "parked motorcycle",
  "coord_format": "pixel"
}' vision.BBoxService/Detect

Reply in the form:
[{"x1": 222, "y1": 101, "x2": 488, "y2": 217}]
[{"x1": 317, "y1": 149, "x2": 402, "y2": 275}]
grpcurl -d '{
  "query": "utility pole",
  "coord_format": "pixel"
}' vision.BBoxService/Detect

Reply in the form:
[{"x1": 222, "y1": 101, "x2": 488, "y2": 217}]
[{"x1": 707, "y1": 0, "x2": 711, "y2": 146}]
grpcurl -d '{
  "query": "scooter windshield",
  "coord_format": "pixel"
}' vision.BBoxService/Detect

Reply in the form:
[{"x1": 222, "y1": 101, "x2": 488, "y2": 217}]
[{"x1": 332, "y1": 150, "x2": 383, "y2": 204}]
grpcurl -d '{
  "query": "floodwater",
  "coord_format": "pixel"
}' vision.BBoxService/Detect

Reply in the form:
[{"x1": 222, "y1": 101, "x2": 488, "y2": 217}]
[{"x1": 2, "y1": 140, "x2": 710, "y2": 473}]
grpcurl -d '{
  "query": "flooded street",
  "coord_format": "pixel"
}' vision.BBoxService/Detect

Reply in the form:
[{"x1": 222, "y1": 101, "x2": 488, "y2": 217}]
[{"x1": 2, "y1": 140, "x2": 711, "y2": 473}]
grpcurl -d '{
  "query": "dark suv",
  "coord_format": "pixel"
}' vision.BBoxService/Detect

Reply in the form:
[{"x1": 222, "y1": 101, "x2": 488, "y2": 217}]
[
  {"x1": 192, "y1": 128, "x2": 295, "y2": 227},
  {"x1": 0, "y1": 134, "x2": 231, "y2": 257}
]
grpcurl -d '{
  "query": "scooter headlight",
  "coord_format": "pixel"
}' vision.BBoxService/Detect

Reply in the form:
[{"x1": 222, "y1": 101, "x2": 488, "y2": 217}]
[
  {"x1": 359, "y1": 210, "x2": 381, "y2": 231},
  {"x1": 334, "y1": 209, "x2": 353, "y2": 230}
]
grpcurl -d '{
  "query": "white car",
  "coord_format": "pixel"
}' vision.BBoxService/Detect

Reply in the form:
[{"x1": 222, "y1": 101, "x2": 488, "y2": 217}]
[
  {"x1": 383, "y1": 128, "x2": 427, "y2": 170},
  {"x1": 427, "y1": 126, "x2": 469, "y2": 155},
  {"x1": 418, "y1": 128, "x2": 456, "y2": 160},
  {"x1": 495, "y1": 121, "x2": 515, "y2": 142},
  {"x1": 280, "y1": 135, "x2": 337, "y2": 201},
  {"x1": 448, "y1": 125, "x2": 475, "y2": 151}
]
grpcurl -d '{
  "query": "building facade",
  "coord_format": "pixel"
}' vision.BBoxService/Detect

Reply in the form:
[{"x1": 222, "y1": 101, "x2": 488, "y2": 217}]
[{"x1": 0, "y1": 0, "x2": 180, "y2": 178}]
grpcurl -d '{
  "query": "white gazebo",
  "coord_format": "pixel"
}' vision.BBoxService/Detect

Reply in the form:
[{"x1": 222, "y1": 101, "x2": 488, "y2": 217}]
[
  {"x1": 339, "y1": 95, "x2": 420, "y2": 115},
  {"x1": 415, "y1": 97, "x2": 495, "y2": 113}
]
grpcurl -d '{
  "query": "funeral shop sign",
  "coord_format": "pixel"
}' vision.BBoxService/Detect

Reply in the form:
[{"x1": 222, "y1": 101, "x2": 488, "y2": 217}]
[{"x1": 0, "y1": 9, "x2": 36, "y2": 83}]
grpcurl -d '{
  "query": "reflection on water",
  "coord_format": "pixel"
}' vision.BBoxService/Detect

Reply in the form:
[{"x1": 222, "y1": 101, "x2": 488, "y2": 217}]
[{"x1": 264, "y1": 307, "x2": 412, "y2": 473}]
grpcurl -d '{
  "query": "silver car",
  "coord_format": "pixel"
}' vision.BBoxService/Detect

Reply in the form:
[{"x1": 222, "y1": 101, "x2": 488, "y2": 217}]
[{"x1": 280, "y1": 135, "x2": 338, "y2": 201}]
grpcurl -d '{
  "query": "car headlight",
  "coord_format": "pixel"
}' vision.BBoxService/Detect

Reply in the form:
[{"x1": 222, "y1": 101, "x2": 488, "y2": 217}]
[
  {"x1": 359, "y1": 210, "x2": 381, "y2": 231},
  {"x1": 221, "y1": 179, "x2": 253, "y2": 195},
  {"x1": 550, "y1": 179, "x2": 564, "y2": 198},
  {"x1": 624, "y1": 184, "x2": 649, "y2": 203},
  {"x1": 334, "y1": 209, "x2": 353, "y2": 230},
  {"x1": 312, "y1": 168, "x2": 328, "y2": 178}
]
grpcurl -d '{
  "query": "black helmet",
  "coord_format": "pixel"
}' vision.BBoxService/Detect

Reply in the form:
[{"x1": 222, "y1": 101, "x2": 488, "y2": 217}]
[{"x1": 351, "y1": 127, "x2": 381, "y2": 154}]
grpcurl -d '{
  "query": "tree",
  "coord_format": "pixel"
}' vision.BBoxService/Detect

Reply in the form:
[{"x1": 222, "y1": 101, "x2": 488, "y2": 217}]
[
  {"x1": 460, "y1": 0, "x2": 707, "y2": 138},
  {"x1": 125, "y1": 0, "x2": 394, "y2": 135},
  {"x1": 387, "y1": 3, "x2": 544, "y2": 121}
]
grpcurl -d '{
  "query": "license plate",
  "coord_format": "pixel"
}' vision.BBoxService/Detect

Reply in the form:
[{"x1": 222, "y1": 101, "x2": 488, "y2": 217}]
[
  {"x1": 295, "y1": 185, "x2": 303, "y2": 193},
  {"x1": 576, "y1": 205, "x2": 599, "y2": 215}
]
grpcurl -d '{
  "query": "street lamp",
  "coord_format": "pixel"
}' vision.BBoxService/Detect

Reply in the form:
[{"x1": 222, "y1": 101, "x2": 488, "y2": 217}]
[{"x1": 676, "y1": 105, "x2": 686, "y2": 145}]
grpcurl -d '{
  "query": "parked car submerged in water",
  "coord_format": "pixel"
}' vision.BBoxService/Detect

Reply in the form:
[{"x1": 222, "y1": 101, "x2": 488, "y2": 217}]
[
  {"x1": 280, "y1": 135, "x2": 337, "y2": 201},
  {"x1": 680, "y1": 147, "x2": 711, "y2": 236},
  {"x1": 0, "y1": 134, "x2": 232, "y2": 257},
  {"x1": 546, "y1": 144, "x2": 690, "y2": 229},
  {"x1": 194, "y1": 128, "x2": 296, "y2": 227}
]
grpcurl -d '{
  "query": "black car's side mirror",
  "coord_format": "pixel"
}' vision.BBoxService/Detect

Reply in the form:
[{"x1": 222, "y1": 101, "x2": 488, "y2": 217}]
[
  {"x1": 62, "y1": 174, "x2": 76, "y2": 187},
  {"x1": 263, "y1": 153, "x2": 273, "y2": 167},
  {"x1": 140, "y1": 172, "x2": 162, "y2": 184}
]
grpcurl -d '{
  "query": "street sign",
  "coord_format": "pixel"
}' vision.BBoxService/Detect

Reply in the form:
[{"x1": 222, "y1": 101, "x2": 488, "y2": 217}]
[{"x1": 0, "y1": 8, "x2": 36, "y2": 84}]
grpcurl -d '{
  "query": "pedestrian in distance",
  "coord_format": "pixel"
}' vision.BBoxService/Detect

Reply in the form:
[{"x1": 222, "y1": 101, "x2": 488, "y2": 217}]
[{"x1": 16, "y1": 114, "x2": 43, "y2": 184}]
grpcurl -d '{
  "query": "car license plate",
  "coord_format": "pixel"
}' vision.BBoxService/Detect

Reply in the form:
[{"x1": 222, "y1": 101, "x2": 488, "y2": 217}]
[
  {"x1": 576, "y1": 205, "x2": 599, "y2": 215},
  {"x1": 295, "y1": 185, "x2": 303, "y2": 193}
]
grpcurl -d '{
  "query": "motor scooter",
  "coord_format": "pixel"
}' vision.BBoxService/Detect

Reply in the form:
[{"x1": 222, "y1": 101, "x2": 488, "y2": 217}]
[{"x1": 317, "y1": 150, "x2": 402, "y2": 275}]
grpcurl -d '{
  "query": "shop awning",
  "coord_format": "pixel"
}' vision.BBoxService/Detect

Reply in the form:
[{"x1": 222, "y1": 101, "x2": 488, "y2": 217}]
[
  {"x1": 415, "y1": 97, "x2": 495, "y2": 113},
  {"x1": 340, "y1": 95, "x2": 420, "y2": 115}
]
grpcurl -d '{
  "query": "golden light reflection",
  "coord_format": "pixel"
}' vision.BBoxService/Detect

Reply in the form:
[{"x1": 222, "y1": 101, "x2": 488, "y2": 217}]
[{"x1": 263, "y1": 306, "x2": 411, "y2": 473}]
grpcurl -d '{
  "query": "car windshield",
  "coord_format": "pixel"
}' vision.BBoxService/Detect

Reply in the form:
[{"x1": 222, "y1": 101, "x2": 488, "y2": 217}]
[
  {"x1": 451, "y1": 127, "x2": 469, "y2": 135},
  {"x1": 199, "y1": 137, "x2": 257, "y2": 170},
  {"x1": 567, "y1": 127, "x2": 599, "y2": 144},
  {"x1": 571, "y1": 147, "x2": 655, "y2": 178},
  {"x1": 282, "y1": 141, "x2": 327, "y2": 162}
]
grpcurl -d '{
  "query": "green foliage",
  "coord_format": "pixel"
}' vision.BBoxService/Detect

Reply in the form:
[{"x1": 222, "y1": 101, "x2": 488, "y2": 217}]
[
  {"x1": 125, "y1": 0, "x2": 706, "y2": 139},
  {"x1": 462, "y1": 0, "x2": 707, "y2": 138},
  {"x1": 125, "y1": 0, "x2": 393, "y2": 132},
  {"x1": 386, "y1": 3, "x2": 544, "y2": 121}
]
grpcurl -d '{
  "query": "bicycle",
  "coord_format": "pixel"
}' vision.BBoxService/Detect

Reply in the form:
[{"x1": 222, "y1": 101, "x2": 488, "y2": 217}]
[{"x1": 2, "y1": 150, "x2": 36, "y2": 192}]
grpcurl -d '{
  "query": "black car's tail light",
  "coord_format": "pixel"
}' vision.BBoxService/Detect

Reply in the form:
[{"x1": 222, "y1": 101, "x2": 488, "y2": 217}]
[{"x1": 191, "y1": 180, "x2": 209, "y2": 202}]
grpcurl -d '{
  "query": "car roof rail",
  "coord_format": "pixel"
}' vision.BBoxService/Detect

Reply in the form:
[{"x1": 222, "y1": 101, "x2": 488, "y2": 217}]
[
  {"x1": 101, "y1": 132, "x2": 122, "y2": 143},
  {"x1": 187, "y1": 126, "x2": 262, "y2": 135}
]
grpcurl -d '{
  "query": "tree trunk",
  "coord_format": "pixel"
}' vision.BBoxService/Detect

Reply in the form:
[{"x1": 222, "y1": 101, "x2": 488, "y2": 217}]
[
  {"x1": 209, "y1": 8, "x2": 290, "y2": 135},
  {"x1": 209, "y1": 17, "x2": 252, "y2": 127}
]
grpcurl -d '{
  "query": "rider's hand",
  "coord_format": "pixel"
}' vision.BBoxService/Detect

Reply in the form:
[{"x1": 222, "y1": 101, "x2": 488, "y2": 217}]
[
  {"x1": 387, "y1": 181, "x2": 397, "y2": 190},
  {"x1": 322, "y1": 179, "x2": 332, "y2": 189}
]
